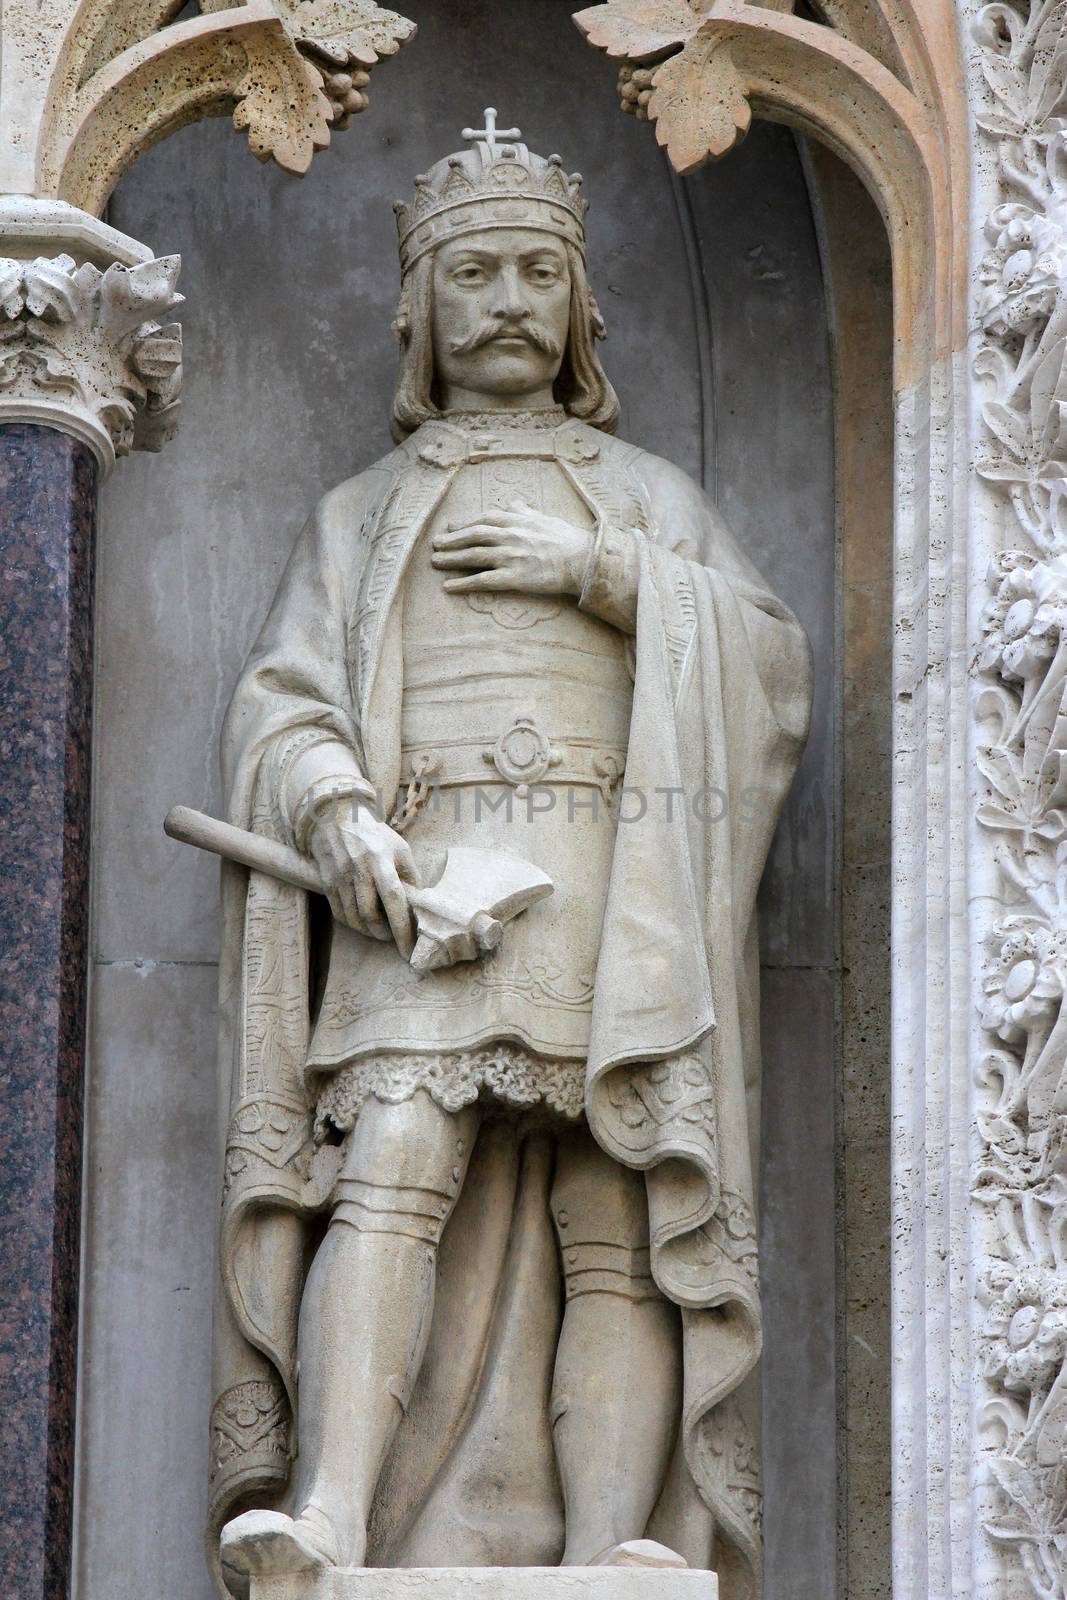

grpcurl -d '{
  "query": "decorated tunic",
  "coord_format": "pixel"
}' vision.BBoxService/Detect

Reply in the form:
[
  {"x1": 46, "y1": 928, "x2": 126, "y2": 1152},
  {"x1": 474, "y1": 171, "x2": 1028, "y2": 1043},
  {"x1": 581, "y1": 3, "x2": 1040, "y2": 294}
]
[{"x1": 310, "y1": 408, "x2": 639, "y2": 1127}]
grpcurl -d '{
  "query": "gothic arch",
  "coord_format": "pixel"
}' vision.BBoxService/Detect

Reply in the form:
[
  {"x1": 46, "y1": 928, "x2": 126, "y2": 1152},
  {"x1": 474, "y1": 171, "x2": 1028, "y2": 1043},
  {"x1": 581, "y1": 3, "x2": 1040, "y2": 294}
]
[{"x1": 573, "y1": 0, "x2": 969, "y2": 379}]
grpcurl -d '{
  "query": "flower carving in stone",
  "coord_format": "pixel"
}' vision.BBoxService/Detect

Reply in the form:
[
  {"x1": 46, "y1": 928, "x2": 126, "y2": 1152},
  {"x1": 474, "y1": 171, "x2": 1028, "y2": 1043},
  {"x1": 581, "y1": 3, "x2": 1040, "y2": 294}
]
[
  {"x1": 983, "y1": 1268, "x2": 1067, "y2": 1394},
  {"x1": 975, "y1": 1267, "x2": 1067, "y2": 1592},
  {"x1": 980, "y1": 204, "x2": 1067, "y2": 339},
  {"x1": 973, "y1": 2, "x2": 1067, "y2": 1592},
  {"x1": 982, "y1": 923, "x2": 1067, "y2": 1048},
  {"x1": 0, "y1": 251, "x2": 183, "y2": 470},
  {"x1": 979, "y1": 551, "x2": 1065, "y2": 682}
]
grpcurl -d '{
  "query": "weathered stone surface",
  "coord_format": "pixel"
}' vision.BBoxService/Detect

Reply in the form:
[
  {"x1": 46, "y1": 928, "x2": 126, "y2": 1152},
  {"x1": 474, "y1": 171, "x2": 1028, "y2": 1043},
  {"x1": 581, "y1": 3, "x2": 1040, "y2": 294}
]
[
  {"x1": 0, "y1": 201, "x2": 182, "y2": 475},
  {"x1": 0, "y1": 1, "x2": 415, "y2": 215},
  {"x1": 251, "y1": 1570, "x2": 718, "y2": 1600}
]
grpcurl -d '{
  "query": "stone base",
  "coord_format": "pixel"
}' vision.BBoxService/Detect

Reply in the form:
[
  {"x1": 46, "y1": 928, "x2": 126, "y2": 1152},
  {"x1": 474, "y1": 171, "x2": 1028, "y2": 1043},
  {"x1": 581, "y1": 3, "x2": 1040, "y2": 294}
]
[{"x1": 250, "y1": 1570, "x2": 718, "y2": 1600}]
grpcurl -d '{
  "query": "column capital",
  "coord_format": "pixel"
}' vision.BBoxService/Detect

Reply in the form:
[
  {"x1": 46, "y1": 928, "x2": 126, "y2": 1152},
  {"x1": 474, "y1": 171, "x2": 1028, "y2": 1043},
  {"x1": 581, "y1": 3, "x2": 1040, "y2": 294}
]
[
  {"x1": 0, "y1": 197, "x2": 181, "y2": 477},
  {"x1": 0, "y1": 1, "x2": 416, "y2": 213}
]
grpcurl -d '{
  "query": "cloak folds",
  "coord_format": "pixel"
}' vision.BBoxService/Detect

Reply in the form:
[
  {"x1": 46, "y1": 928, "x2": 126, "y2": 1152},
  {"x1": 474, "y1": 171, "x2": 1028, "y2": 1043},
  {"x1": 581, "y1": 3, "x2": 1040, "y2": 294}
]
[{"x1": 207, "y1": 421, "x2": 811, "y2": 1599}]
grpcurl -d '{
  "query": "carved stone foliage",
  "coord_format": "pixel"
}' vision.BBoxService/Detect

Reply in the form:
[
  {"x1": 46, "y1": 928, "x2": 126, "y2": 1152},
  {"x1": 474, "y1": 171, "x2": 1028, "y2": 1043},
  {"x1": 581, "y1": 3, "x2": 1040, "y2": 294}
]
[
  {"x1": 573, "y1": 0, "x2": 960, "y2": 386},
  {"x1": 571, "y1": 0, "x2": 926, "y2": 173},
  {"x1": 974, "y1": 1, "x2": 1067, "y2": 1592},
  {"x1": 0, "y1": 0, "x2": 416, "y2": 216},
  {"x1": 0, "y1": 251, "x2": 183, "y2": 470},
  {"x1": 0, "y1": 1, "x2": 415, "y2": 465},
  {"x1": 573, "y1": 0, "x2": 754, "y2": 172}
]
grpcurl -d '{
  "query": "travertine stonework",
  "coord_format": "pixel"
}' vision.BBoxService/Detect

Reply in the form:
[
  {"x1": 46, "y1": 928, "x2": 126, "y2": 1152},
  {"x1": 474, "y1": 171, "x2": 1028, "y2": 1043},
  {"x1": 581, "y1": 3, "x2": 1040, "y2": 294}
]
[
  {"x1": 573, "y1": 0, "x2": 965, "y2": 382},
  {"x1": 0, "y1": 0, "x2": 416, "y2": 216}
]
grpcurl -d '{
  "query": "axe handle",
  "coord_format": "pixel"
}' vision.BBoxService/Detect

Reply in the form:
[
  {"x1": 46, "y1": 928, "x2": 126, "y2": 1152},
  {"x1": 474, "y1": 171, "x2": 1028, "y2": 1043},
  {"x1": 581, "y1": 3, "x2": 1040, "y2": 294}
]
[{"x1": 164, "y1": 805, "x2": 324, "y2": 895}]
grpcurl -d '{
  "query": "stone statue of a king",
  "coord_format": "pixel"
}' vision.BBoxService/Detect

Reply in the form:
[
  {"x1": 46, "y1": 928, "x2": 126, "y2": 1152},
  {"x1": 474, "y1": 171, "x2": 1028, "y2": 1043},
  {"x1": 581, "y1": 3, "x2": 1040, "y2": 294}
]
[{"x1": 208, "y1": 113, "x2": 812, "y2": 1600}]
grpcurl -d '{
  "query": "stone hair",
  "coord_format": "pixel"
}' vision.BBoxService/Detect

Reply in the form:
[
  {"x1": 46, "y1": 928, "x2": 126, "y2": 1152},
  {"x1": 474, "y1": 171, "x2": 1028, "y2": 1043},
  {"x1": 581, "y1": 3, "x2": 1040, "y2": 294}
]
[{"x1": 390, "y1": 241, "x2": 621, "y2": 442}]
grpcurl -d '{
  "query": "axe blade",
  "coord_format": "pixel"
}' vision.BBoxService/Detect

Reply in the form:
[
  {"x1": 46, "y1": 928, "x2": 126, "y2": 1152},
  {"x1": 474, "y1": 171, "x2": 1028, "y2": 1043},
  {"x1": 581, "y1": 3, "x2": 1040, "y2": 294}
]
[{"x1": 408, "y1": 845, "x2": 553, "y2": 974}]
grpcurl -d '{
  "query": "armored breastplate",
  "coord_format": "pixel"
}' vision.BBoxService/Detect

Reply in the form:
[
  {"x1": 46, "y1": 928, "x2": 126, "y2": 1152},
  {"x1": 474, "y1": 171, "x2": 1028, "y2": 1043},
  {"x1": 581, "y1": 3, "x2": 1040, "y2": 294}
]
[{"x1": 400, "y1": 423, "x2": 633, "y2": 798}]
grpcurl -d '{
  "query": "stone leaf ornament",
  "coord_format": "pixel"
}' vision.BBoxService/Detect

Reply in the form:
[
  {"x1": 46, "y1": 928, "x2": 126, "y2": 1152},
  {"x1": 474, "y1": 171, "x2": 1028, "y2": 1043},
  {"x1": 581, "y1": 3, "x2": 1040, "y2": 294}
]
[
  {"x1": 573, "y1": 0, "x2": 753, "y2": 171},
  {"x1": 573, "y1": 0, "x2": 913, "y2": 179},
  {"x1": 974, "y1": 0, "x2": 1067, "y2": 1592},
  {"x1": 0, "y1": 0, "x2": 416, "y2": 217},
  {"x1": 0, "y1": 253, "x2": 183, "y2": 463}
]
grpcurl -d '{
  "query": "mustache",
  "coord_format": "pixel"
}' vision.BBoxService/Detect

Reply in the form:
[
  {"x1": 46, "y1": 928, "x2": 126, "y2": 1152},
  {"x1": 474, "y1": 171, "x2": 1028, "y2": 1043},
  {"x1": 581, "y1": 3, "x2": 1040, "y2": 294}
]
[{"x1": 448, "y1": 318, "x2": 564, "y2": 357}]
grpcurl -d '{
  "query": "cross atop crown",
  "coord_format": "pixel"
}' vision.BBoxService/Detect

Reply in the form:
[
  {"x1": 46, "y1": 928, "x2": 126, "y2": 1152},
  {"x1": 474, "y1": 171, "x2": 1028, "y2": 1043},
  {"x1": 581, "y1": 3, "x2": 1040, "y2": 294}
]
[
  {"x1": 394, "y1": 114, "x2": 588, "y2": 274},
  {"x1": 461, "y1": 107, "x2": 522, "y2": 156}
]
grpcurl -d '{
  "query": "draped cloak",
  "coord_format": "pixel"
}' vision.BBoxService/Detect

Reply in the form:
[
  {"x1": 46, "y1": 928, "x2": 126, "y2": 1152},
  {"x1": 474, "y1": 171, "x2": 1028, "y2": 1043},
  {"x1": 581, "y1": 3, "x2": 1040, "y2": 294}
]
[{"x1": 207, "y1": 416, "x2": 811, "y2": 1599}]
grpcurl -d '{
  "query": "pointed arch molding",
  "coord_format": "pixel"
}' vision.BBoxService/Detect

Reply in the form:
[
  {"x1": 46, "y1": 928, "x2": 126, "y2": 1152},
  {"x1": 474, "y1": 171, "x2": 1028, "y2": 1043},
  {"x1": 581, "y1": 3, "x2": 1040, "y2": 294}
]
[
  {"x1": 576, "y1": 2, "x2": 1067, "y2": 1597},
  {"x1": 574, "y1": 0, "x2": 967, "y2": 384},
  {"x1": 1, "y1": 0, "x2": 416, "y2": 214}
]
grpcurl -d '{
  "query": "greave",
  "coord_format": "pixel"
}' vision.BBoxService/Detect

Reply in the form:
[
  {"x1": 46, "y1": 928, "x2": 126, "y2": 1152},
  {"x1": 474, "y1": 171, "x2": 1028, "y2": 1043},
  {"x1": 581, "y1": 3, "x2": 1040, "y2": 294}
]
[
  {"x1": 288, "y1": 1172, "x2": 460, "y2": 1560},
  {"x1": 550, "y1": 1136, "x2": 682, "y2": 1563}
]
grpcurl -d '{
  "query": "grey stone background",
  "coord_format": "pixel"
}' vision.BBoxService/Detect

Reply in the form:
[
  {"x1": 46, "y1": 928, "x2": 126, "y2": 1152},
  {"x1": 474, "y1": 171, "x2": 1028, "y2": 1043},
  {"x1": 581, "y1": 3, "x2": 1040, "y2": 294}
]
[{"x1": 74, "y1": 2, "x2": 880, "y2": 1596}]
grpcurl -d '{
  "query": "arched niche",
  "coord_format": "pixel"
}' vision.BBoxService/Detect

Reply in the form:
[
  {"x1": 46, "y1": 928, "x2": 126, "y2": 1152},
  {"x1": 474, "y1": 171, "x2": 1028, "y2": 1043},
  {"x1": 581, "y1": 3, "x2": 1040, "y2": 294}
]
[
  {"x1": 75, "y1": 1, "x2": 908, "y2": 1596},
  {"x1": 575, "y1": 3, "x2": 976, "y2": 1594}
]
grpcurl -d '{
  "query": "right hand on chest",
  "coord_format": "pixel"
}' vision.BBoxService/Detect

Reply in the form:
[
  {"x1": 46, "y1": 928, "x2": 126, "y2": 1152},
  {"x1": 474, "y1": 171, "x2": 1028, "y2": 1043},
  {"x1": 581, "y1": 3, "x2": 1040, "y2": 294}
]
[{"x1": 307, "y1": 800, "x2": 416, "y2": 958}]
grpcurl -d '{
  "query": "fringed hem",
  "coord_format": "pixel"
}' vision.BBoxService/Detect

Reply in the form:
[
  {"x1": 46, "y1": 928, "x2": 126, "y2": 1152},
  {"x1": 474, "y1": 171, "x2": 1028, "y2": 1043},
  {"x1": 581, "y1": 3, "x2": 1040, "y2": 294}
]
[{"x1": 314, "y1": 1043, "x2": 586, "y2": 1139}]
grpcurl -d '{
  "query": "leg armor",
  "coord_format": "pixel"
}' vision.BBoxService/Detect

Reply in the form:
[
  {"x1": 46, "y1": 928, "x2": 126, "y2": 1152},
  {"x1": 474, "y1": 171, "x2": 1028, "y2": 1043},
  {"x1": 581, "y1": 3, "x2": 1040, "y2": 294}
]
[
  {"x1": 551, "y1": 1128, "x2": 660, "y2": 1302},
  {"x1": 221, "y1": 1091, "x2": 480, "y2": 1576},
  {"x1": 550, "y1": 1127, "x2": 683, "y2": 1567}
]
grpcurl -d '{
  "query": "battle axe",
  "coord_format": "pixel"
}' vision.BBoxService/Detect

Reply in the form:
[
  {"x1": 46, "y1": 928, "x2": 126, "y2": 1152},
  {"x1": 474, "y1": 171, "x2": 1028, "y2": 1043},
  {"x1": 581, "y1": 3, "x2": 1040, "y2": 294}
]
[{"x1": 163, "y1": 805, "x2": 553, "y2": 975}]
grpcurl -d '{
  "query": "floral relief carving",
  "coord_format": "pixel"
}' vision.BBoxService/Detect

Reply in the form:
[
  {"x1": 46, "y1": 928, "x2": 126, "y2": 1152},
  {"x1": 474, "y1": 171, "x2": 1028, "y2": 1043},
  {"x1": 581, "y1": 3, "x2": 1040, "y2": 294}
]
[{"x1": 974, "y1": 0, "x2": 1067, "y2": 1592}]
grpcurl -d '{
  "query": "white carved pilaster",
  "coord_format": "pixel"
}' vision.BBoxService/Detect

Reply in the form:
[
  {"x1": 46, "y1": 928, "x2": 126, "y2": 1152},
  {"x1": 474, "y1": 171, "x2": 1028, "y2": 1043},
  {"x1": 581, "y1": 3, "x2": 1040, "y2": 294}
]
[{"x1": 972, "y1": 0, "x2": 1067, "y2": 1593}]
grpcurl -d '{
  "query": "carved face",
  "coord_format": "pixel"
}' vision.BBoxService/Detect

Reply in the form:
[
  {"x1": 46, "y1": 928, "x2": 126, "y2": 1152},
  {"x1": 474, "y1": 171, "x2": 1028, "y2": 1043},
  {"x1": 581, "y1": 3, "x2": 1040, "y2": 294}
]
[{"x1": 430, "y1": 227, "x2": 572, "y2": 400}]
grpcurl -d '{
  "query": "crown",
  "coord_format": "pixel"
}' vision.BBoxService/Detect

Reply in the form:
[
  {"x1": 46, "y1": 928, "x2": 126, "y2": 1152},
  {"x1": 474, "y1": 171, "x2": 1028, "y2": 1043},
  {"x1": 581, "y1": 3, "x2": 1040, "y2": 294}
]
[{"x1": 394, "y1": 109, "x2": 588, "y2": 275}]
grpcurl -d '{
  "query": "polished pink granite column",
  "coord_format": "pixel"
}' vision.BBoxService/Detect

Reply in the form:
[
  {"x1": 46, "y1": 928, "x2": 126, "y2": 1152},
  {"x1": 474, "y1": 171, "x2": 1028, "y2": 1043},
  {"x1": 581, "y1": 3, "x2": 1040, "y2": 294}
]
[{"x1": 0, "y1": 423, "x2": 97, "y2": 1600}]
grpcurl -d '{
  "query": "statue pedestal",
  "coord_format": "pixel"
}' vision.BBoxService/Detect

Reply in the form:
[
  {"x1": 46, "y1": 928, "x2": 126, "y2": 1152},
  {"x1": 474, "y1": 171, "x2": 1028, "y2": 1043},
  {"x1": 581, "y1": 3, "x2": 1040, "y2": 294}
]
[{"x1": 250, "y1": 1571, "x2": 718, "y2": 1600}]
